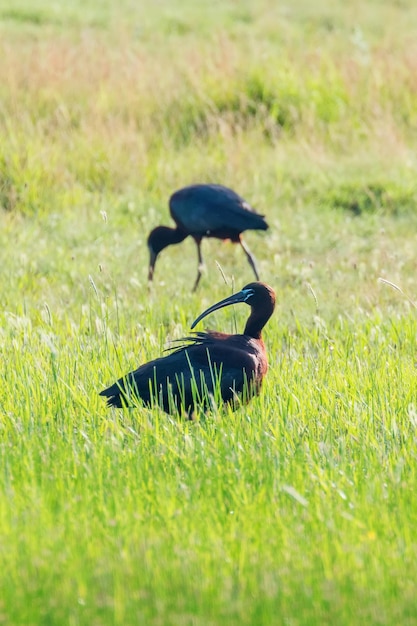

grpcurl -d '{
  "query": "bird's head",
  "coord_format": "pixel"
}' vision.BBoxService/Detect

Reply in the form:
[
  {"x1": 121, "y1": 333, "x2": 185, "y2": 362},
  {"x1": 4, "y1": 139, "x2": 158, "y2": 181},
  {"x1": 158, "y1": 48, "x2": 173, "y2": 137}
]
[
  {"x1": 191, "y1": 282, "x2": 276, "y2": 337},
  {"x1": 147, "y1": 226, "x2": 179, "y2": 282}
]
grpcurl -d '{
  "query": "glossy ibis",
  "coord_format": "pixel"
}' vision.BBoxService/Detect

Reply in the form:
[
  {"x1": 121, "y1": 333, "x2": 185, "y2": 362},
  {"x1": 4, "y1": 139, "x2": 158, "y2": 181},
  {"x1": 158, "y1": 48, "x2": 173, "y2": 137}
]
[
  {"x1": 147, "y1": 184, "x2": 268, "y2": 291},
  {"x1": 100, "y1": 281, "x2": 275, "y2": 414}
]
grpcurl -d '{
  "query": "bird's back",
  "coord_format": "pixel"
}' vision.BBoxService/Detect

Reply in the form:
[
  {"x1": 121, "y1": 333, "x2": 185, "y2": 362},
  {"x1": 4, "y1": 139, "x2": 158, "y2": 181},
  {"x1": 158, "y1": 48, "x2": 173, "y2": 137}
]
[
  {"x1": 169, "y1": 184, "x2": 268, "y2": 238},
  {"x1": 100, "y1": 331, "x2": 266, "y2": 413}
]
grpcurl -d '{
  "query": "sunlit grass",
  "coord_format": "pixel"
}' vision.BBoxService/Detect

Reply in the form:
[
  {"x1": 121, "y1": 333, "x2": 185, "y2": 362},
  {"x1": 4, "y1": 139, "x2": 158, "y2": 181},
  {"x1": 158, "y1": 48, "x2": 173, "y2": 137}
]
[
  {"x1": 1, "y1": 1, "x2": 417, "y2": 217},
  {"x1": 1, "y1": 0, "x2": 417, "y2": 624}
]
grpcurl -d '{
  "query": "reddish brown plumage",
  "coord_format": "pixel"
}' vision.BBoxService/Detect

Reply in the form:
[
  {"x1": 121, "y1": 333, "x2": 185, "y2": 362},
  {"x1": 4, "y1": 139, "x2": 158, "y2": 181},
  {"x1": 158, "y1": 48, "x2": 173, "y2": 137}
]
[{"x1": 100, "y1": 282, "x2": 275, "y2": 415}]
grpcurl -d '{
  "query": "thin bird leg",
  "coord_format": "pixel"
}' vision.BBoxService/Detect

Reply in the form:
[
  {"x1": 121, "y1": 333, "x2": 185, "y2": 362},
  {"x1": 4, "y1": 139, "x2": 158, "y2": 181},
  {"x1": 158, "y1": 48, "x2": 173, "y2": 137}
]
[
  {"x1": 192, "y1": 238, "x2": 204, "y2": 292},
  {"x1": 239, "y1": 237, "x2": 260, "y2": 281}
]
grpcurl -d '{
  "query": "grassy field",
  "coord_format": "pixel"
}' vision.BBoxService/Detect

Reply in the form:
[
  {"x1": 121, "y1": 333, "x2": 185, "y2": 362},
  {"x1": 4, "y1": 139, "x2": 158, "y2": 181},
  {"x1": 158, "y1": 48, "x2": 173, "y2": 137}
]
[{"x1": 1, "y1": 0, "x2": 417, "y2": 624}]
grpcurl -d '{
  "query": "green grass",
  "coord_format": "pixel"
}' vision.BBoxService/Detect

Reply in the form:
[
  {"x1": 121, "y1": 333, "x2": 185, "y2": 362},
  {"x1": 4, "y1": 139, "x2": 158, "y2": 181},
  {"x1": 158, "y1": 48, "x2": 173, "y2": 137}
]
[{"x1": 1, "y1": 0, "x2": 417, "y2": 624}]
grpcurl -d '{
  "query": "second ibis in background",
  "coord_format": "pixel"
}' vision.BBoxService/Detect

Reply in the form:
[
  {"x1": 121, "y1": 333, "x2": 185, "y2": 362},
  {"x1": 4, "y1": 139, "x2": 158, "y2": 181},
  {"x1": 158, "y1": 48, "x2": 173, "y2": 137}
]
[{"x1": 147, "y1": 184, "x2": 269, "y2": 291}]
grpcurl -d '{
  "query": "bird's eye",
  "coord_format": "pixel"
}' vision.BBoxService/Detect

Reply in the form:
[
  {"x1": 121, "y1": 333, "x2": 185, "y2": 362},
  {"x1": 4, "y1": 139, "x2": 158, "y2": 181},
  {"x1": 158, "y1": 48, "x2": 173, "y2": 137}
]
[{"x1": 242, "y1": 289, "x2": 255, "y2": 301}]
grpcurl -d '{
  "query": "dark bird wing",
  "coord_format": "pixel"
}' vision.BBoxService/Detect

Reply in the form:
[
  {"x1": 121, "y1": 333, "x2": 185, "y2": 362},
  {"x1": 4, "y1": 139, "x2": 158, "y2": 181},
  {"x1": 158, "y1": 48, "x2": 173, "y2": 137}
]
[
  {"x1": 99, "y1": 332, "x2": 265, "y2": 413},
  {"x1": 169, "y1": 184, "x2": 268, "y2": 236}
]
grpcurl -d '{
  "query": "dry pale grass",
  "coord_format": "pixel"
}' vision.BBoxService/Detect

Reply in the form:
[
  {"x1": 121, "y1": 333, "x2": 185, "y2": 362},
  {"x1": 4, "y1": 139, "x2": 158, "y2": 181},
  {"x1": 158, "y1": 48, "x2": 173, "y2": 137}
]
[
  {"x1": 0, "y1": 2, "x2": 416, "y2": 219},
  {"x1": 1, "y1": 29, "x2": 417, "y2": 139}
]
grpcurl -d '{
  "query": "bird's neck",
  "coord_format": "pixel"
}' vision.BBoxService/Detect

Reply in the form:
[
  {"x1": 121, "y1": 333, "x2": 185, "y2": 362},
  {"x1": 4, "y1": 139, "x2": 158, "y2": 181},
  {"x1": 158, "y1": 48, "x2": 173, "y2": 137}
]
[
  {"x1": 152, "y1": 226, "x2": 188, "y2": 254},
  {"x1": 166, "y1": 227, "x2": 188, "y2": 246},
  {"x1": 244, "y1": 308, "x2": 273, "y2": 339}
]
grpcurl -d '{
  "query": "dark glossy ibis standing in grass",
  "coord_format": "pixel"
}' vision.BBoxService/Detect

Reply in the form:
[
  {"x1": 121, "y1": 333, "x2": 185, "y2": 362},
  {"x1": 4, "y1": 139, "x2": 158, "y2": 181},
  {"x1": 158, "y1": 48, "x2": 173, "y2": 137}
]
[
  {"x1": 100, "y1": 282, "x2": 276, "y2": 414},
  {"x1": 147, "y1": 184, "x2": 269, "y2": 291}
]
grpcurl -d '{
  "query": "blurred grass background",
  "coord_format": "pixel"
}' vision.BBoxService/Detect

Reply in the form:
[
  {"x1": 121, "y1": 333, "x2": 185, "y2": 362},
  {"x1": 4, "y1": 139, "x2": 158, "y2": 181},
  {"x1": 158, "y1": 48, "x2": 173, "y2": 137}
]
[{"x1": 1, "y1": 1, "x2": 417, "y2": 624}]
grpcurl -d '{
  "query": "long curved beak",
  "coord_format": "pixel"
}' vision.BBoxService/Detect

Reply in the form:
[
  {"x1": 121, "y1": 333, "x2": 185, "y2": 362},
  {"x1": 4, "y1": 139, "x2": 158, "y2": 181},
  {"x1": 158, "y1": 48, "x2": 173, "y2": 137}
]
[
  {"x1": 148, "y1": 249, "x2": 157, "y2": 282},
  {"x1": 191, "y1": 287, "x2": 254, "y2": 329}
]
